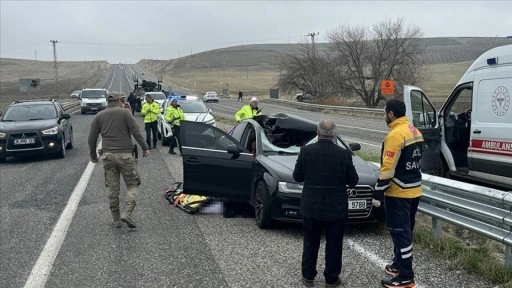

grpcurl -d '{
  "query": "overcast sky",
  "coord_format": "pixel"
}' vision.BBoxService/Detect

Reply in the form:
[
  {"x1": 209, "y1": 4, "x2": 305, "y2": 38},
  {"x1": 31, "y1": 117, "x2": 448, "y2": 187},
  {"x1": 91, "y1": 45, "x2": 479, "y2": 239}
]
[{"x1": 1, "y1": 1, "x2": 511, "y2": 64}]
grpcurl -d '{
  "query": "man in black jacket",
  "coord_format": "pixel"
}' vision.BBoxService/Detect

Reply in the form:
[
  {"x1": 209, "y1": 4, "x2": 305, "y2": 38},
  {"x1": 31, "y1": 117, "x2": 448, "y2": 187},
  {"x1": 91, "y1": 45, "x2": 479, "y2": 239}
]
[
  {"x1": 127, "y1": 92, "x2": 137, "y2": 115},
  {"x1": 293, "y1": 119, "x2": 359, "y2": 287}
]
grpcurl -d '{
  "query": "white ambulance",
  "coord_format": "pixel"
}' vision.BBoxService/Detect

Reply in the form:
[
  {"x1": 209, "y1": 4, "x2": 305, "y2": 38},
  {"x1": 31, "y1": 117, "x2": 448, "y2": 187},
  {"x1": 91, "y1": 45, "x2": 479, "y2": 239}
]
[{"x1": 403, "y1": 44, "x2": 511, "y2": 190}]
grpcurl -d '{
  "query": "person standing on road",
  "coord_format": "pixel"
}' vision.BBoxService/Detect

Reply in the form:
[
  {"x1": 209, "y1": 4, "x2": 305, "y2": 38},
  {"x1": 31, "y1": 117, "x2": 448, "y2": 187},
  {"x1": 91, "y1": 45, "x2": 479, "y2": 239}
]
[
  {"x1": 374, "y1": 99, "x2": 423, "y2": 288},
  {"x1": 293, "y1": 120, "x2": 359, "y2": 288},
  {"x1": 141, "y1": 95, "x2": 160, "y2": 149},
  {"x1": 235, "y1": 96, "x2": 262, "y2": 122},
  {"x1": 127, "y1": 92, "x2": 137, "y2": 115},
  {"x1": 88, "y1": 93, "x2": 150, "y2": 229},
  {"x1": 238, "y1": 90, "x2": 243, "y2": 101},
  {"x1": 164, "y1": 98, "x2": 185, "y2": 155}
]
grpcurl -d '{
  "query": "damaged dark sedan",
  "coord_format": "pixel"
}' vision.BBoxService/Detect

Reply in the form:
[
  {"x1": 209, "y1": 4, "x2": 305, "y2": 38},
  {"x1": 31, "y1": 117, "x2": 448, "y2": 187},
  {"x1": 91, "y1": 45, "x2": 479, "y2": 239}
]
[{"x1": 180, "y1": 113, "x2": 381, "y2": 229}]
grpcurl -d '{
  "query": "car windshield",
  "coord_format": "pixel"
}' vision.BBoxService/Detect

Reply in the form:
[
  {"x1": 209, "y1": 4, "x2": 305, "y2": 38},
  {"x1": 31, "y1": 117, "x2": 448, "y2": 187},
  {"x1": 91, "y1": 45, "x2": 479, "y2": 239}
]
[
  {"x1": 82, "y1": 90, "x2": 105, "y2": 98},
  {"x1": 148, "y1": 93, "x2": 166, "y2": 100},
  {"x1": 179, "y1": 101, "x2": 208, "y2": 113},
  {"x1": 2, "y1": 104, "x2": 56, "y2": 121},
  {"x1": 261, "y1": 132, "x2": 350, "y2": 155}
]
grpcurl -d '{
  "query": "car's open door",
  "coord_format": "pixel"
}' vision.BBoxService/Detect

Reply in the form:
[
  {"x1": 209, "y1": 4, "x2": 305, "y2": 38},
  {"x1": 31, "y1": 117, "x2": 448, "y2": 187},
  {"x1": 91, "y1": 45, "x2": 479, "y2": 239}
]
[
  {"x1": 180, "y1": 121, "x2": 254, "y2": 201},
  {"x1": 403, "y1": 85, "x2": 441, "y2": 174}
]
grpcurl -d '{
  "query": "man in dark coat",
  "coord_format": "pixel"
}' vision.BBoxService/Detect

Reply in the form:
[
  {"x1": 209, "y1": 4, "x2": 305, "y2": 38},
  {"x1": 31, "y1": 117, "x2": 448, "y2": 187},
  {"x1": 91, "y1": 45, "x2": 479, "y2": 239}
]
[
  {"x1": 127, "y1": 92, "x2": 137, "y2": 115},
  {"x1": 293, "y1": 119, "x2": 359, "y2": 287}
]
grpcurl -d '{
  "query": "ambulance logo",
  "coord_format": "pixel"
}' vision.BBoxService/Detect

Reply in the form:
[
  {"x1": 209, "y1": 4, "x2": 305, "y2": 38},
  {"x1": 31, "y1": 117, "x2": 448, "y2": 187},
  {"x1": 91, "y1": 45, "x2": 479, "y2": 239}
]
[{"x1": 491, "y1": 86, "x2": 510, "y2": 116}]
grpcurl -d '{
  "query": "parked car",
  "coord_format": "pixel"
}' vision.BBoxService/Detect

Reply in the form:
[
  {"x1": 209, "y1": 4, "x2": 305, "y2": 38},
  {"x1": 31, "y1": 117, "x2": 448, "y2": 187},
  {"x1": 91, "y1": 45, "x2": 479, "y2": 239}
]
[
  {"x1": 0, "y1": 99, "x2": 73, "y2": 162},
  {"x1": 203, "y1": 91, "x2": 219, "y2": 103},
  {"x1": 180, "y1": 112, "x2": 381, "y2": 229},
  {"x1": 141, "y1": 91, "x2": 166, "y2": 107},
  {"x1": 158, "y1": 96, "x2": 216, "y2": 146},
  {"x1": 294, "y1": 93, "x2": 315, "y2": 102},
  {"x1": 70, "y1": 90, "x2": 81, "y2": 99}
]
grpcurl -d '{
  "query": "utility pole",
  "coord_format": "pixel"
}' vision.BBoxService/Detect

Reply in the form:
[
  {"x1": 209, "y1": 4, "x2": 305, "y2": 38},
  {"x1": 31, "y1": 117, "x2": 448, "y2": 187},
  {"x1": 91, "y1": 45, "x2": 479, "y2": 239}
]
[
  {"x1": 50, "y1": 40, "x2": 59, "y2": 98},
  {"x1": 306, "y1": 32, "x2": 319, "y2": 57},
  {"x1": 35, "y1": 50, "x2": 37, "y2": 60}
]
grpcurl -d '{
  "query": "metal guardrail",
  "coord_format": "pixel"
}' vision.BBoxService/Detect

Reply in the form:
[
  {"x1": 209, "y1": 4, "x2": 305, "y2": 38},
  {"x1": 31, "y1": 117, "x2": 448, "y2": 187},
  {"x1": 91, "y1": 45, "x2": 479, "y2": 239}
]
[
  {"x1": 61, "y1": 100, "x2": 80, "y2": 111},
  {"x1": 369, "y1": 162, "x2": 512, "y2": 266},
  {"x1": 263, "y1": 98, "x2": 383, "y2": 118},
  {"x1": 419, "y1": 174, "x2": 512, "y2": 266}
]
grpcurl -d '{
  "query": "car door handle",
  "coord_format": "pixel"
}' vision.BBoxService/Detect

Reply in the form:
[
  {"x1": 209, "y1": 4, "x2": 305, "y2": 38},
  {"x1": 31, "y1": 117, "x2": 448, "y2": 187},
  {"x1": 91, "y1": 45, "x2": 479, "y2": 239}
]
[
  {"x1": 473, "y1": 129, "x2": 481, "y2": 134},
  {"x1": 187, "y1": 158, "x2": 200, "y2": 163}
]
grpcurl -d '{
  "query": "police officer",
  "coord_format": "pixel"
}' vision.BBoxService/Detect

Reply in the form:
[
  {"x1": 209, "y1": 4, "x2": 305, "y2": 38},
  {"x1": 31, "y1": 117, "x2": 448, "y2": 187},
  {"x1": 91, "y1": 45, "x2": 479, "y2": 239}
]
[
  {"x1": 374, "y1": 99, "x2": 424, "y2": 288},
  {"x1": 164, "y1": 98, "x2": 185, "y2": 154},
  {"x1": 141, "y1": 94, "x2": 160, "y2": 149},
  {"x1": 235, "y1": 96, "x2": 262, "y2": 122},
  {"x1": 88, "y1": 93, "x2": 150, "y2": 229}
]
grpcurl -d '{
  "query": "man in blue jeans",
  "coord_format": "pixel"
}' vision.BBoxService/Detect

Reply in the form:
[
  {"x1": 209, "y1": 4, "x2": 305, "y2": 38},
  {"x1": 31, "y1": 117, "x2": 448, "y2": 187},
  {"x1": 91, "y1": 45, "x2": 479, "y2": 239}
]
[{"x1": 293, "y1": 120, "x2": 359, "y2": 287}]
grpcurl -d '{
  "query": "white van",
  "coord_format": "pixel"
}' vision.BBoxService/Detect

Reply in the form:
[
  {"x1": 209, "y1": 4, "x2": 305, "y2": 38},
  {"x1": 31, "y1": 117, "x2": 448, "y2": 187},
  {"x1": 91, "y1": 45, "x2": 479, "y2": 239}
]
[
  {"x1": 404, "y1": 44, "x2": 511, "y2": 189},
  {"x1": 80, "y1": 88, "x2": 108, "y2": 114}
]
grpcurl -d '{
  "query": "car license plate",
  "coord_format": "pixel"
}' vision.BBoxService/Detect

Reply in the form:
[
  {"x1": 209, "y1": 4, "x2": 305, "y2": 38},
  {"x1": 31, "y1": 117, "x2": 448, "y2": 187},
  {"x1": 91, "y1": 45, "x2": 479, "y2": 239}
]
[
  {"x1": 91, "y1": 107, "x2": 98, "y2": 110},
  {"x1": 348, "y1": 200, "x2": 367, "y2": 210},
  {"x1": 14, "y1": 138, "x2": 35, "y2": 145}
]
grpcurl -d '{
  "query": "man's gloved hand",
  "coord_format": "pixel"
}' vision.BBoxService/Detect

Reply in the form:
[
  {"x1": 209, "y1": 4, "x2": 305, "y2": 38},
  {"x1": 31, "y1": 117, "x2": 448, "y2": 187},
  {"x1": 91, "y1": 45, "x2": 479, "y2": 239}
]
[
  {"x1": 256, "y1": 109, "x2": 262, "y2": 114},
  {"x1": 373, "y1": 189, "x2": 384, "y2": 203}
]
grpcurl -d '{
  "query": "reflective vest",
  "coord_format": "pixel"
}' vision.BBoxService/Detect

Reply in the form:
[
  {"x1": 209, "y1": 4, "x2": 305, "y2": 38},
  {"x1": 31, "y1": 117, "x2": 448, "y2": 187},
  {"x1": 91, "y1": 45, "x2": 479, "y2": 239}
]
[
  {"x1": 164, "y1": 105, "x2": 185, "y2": 126},
  {"x1": 235, "y1": 105, "x2": 261, "y2": 122},
  {"x1": 141, "y1": 102, "x2": 160, "y2": 123}
]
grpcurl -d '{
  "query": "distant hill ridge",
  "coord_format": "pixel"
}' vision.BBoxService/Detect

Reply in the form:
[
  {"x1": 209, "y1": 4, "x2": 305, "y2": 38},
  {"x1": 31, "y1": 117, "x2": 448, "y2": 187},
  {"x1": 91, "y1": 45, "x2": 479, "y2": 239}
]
[{"x1": 138, "y1": 37, "x2": 512, "y2": 72}]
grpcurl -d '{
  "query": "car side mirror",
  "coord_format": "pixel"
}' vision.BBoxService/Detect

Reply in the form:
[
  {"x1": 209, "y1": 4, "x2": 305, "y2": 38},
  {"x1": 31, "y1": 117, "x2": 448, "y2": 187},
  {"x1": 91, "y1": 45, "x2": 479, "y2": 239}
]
[
  {"x1": 227, "y1": 144, "x2": 242, "y2": 154},
  {"x1": 349, "y1": 143, "x2": 361, "y2": 151},
  {"x1": 209, "y1": 108, "x2": 212, "y2": 113},
  {"x1": 61, "y1": 113, "x2": 71, "y2": 119}
]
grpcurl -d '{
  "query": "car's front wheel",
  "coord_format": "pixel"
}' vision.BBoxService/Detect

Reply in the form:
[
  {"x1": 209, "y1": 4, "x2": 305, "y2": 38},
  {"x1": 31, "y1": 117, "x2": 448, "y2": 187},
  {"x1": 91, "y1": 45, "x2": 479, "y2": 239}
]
[
  {"x1": 66, "y1": 130, "x2": 73, "y2": 149},
  {"x1": 56, "y1": 135, "x2": 66, "y2": 158},
  {"x1": 254, "y1": 181, "x2": 273, "y2": 229}
]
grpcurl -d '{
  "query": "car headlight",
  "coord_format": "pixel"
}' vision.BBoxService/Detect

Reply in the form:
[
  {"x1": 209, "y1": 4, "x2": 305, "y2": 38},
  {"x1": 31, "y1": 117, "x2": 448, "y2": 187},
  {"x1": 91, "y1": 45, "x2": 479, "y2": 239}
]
[
  {"x1": 41, "y1": 126, "x2": 59, "y2": 135},
  {"x1": 278, "y1": 182, "x2": 303, "y2": 193},
  {"x1": 81, "y1": 101, "x2": 86, "y2": 107},
  {"x1": 0, "y1": 132, "x2": 6, "y2": 138},
  {"x1": 102, "y1": 102, "x2": 107, "y2": 106},
  {"x1": 205, "y1": 118, "x2": 215, "y2": 125}
]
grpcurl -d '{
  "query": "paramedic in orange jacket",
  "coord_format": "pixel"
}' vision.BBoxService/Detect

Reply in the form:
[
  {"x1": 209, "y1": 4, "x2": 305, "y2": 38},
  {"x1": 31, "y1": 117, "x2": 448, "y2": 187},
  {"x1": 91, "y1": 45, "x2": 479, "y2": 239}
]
[{"x1": 374, "y1": 99, "x2": 424, "y2": 288}]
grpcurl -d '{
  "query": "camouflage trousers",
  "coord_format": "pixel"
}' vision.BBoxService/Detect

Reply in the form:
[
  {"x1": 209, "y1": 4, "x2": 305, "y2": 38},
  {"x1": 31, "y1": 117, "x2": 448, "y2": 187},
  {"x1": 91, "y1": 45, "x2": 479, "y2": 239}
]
[{"x1": 101, "y1": 152, "x2": 141, "y2": 216}]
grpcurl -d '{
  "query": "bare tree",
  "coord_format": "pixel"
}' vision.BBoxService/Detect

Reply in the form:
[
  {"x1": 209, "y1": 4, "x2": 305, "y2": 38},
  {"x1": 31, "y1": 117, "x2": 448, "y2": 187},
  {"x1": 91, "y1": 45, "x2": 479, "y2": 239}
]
[
  {"x1": 278, "y1": 42, "x2": 334, "y2": 100},
  {"x1": 328, "y1": 18, "x2": 426, "y2": 107}
]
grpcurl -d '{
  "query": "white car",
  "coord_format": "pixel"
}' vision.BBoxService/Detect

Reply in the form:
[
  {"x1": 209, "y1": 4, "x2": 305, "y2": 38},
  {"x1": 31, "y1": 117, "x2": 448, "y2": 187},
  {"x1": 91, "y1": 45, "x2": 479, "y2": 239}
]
[
  {"x1": 157, "y1": 96, "x2": 216, "y2": 146},
  {"x1": 141, "y1": 91, "x2": 166, "y2": 107},
  {"x1": 203, "y1": 91, "x2": 219, "y2": 103},
  {"x1": 70, "y1": 90, "x2": 81, "y2": 99}
]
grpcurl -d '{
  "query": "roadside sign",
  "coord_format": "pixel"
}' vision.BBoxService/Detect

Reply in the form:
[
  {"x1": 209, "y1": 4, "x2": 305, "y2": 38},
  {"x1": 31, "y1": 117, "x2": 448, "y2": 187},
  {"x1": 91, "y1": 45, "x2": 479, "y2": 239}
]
[
  {"x1": 381, "y1": 80, "x2": 394, "y2": 96},
  {"x1": 20, "y1": 78, "x2": 41, "y2": 92}
]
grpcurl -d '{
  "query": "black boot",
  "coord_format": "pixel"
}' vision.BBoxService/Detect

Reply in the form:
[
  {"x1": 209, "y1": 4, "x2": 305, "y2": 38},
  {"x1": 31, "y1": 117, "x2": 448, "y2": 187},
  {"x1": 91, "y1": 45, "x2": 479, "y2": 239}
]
[{"x1": 168, "y1": 149, "x2": 176, "y2": 154}]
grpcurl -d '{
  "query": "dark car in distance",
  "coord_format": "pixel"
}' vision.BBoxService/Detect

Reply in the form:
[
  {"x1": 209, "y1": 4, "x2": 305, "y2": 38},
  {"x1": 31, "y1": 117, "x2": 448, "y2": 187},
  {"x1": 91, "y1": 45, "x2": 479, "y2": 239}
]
[
  {"x1": 0, "y1": 99, "x2": 73, "y2": 162},
  {"x1": 180, "y1": 113, "x2": 381, "y2": 229}
]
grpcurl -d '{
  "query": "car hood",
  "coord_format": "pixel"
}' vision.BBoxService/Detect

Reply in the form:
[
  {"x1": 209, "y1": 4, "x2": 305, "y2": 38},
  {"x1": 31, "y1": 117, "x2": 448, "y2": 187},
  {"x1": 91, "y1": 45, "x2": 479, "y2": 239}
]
[
  {"x1": 260, "y1": 153, "x2": 379, "y2": 185},
  {"x1": 0, "y1": 119, "x2": 58, "y2": 132},
  {"x1": 81, "y1": 98, "x2": 105, "y2": 102},
  {"x1": 185, "y1": 113, "x2": 214, "y2": 122}
]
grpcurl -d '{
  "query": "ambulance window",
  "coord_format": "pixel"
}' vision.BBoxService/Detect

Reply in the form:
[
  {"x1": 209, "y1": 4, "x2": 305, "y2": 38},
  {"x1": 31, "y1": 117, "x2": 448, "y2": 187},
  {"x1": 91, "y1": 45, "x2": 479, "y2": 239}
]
[
  {"x1": 410, "y1": 90, "x2": 436, "y2": 128},
  {"x1": 447, "y1": 88, "x2": 472, "y2": 115}
]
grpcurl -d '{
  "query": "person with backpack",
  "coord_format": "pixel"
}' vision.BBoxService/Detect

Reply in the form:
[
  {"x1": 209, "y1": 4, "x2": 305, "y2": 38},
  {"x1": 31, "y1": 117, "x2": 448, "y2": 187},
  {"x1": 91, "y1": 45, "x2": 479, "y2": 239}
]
[{"x1": 235, "y1": 97, "x2": 262, "y2": 122}]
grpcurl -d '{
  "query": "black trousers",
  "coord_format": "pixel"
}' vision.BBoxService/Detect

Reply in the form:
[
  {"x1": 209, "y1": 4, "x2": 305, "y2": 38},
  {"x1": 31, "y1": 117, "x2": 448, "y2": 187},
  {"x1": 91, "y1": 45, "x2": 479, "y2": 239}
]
[
  {"x1": 302, "y1": 216, "x2": 346, "y2": 284},
  {"x1": 145, "y1": 121, "x2": 158, "y2": 147},
  {"x1": 170, "y1": 125, "x2": 181, "y2": 151},
  {"x1": 385, "y1": 196, "x2": 420, "y2": 279},
  {"x1": 130, "y1": 103, "x2": 136, "y2": 115}
]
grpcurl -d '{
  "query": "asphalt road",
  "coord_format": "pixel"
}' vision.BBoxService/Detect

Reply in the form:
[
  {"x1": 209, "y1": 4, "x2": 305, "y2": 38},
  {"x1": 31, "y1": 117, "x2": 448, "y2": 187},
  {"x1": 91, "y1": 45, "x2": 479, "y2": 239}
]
[{"x1": 0, "y1": 65, "x2": 493, "y2": 288}]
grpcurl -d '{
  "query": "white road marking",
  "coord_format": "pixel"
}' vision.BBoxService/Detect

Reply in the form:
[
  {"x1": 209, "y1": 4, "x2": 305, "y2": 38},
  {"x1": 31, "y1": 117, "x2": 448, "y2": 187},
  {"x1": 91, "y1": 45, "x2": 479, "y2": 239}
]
[
  {"x1": 23, "y1": 160, "x2": 96, "y2": 288},
  {"x1": 107, "y1": 68, "x2": 116, "y2": 91},
  {"x1": 346, "y1": 239, "x2": 425, "y2": 288}
]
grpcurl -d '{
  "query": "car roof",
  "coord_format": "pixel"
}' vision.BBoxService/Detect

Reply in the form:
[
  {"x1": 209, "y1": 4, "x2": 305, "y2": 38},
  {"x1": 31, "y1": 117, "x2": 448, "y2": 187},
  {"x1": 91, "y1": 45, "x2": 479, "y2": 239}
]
[
  {"x1": 10, "y1": 99, "x2": 57, "y2": 106},
  {"x1": 82, "y1": 88, "x2": 106, "y2": 90}
]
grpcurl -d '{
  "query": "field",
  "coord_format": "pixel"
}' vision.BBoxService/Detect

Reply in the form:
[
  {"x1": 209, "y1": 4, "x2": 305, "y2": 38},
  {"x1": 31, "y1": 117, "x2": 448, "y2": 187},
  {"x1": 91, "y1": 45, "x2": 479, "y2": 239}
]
[
  {"x1": 0, "y1": 59, "x2": 110, "y2": 112},
  {"x1": 2, "y1": 37, "x2": 511, "y2": 113}
]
